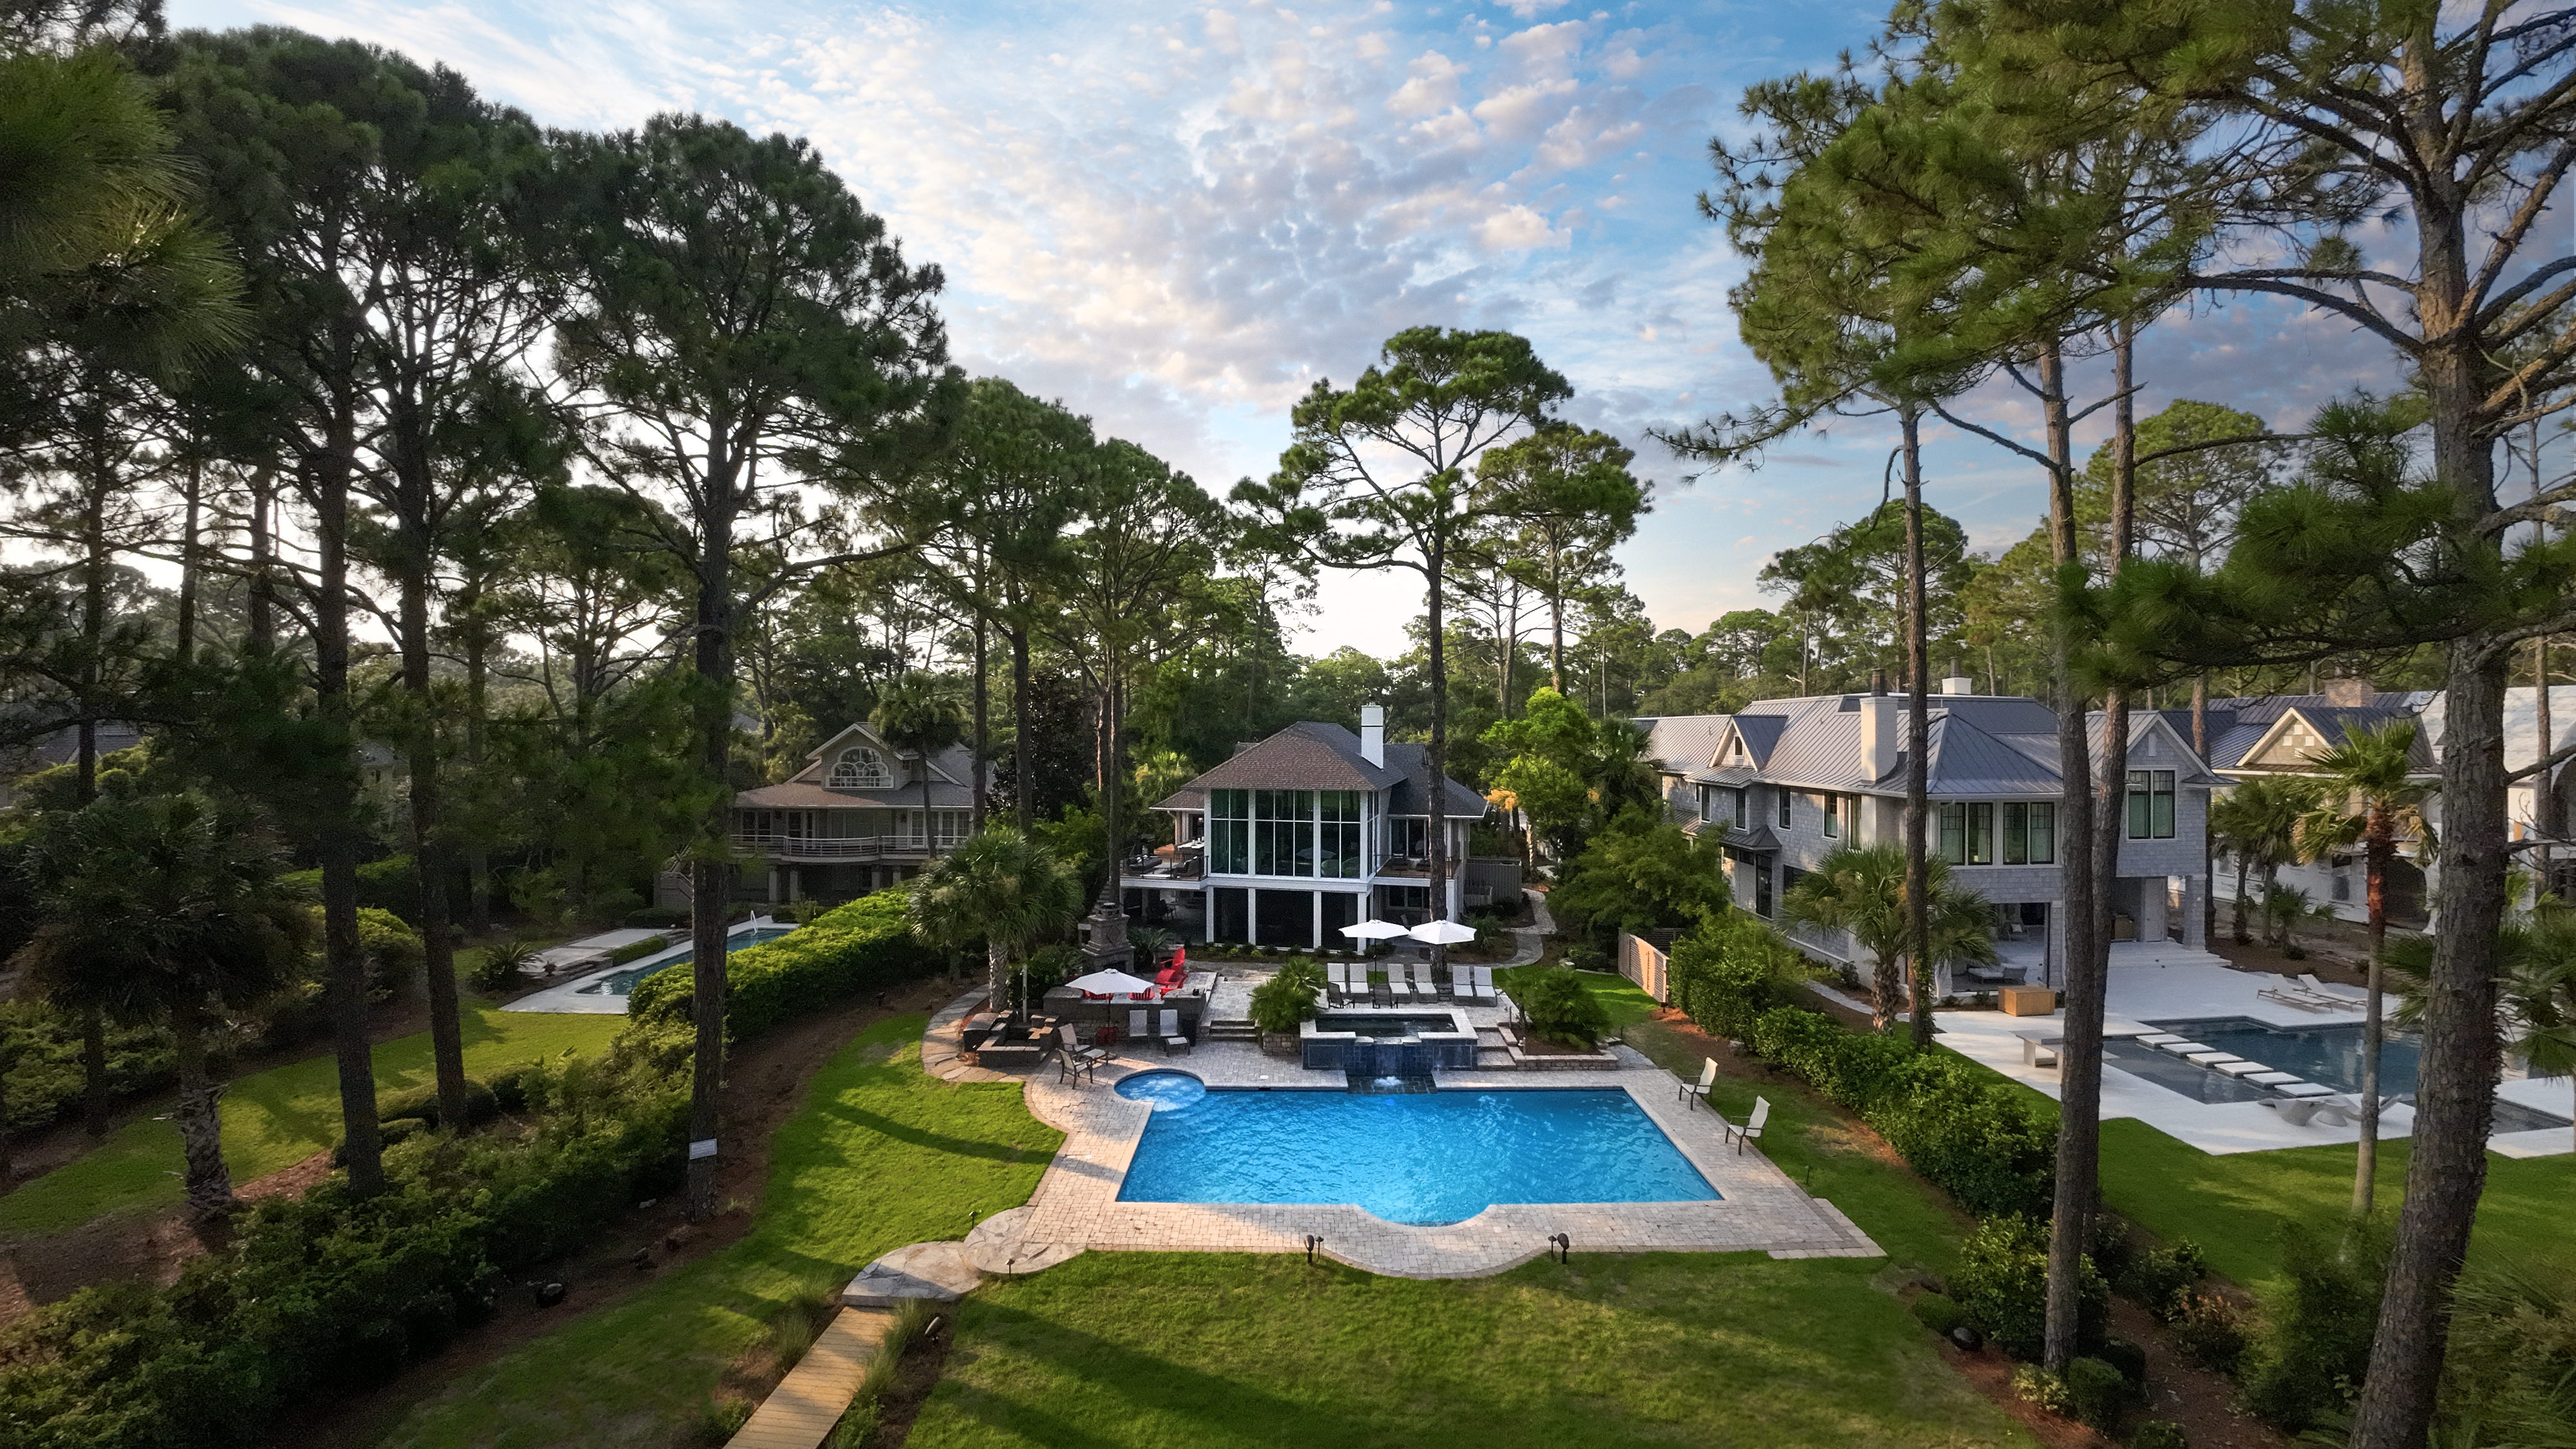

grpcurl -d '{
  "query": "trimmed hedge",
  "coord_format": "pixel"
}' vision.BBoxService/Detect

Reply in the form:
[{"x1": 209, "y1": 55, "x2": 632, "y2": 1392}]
[
  {"x1": 626, "y1": 889, "x2": 938, "y2": 1039},
  {"x1": 1665, "y1": 910, "x2": 1812, "y2": 1040},
  {"x1": 607, "y1": 934, "x2": 669, "y2": 967}
]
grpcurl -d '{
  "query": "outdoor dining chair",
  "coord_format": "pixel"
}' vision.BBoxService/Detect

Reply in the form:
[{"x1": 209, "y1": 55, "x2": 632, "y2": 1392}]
[
  {"x1": 1157, "y1": 1009, "x2": 1189, "y2": 1056},
  {"x1": 1057, "y1": 1023, "x2": 1110, "y2": 1068},
  {"x1": 1128, "y1": 1009, "x2": 1153, "y2": 1051}
]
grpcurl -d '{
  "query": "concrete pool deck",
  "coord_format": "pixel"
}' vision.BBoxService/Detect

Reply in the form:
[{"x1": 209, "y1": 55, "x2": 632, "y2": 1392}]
[
  {"x1": 1935, "y1": 960, "x2": 2573, "y2": 1158},
  {"x1": 926, "y1": 988, "x2": 1883, "y2": 1279},
  {"x1": 505, "y1": 916, "x2": 792, "y2": 1014}
]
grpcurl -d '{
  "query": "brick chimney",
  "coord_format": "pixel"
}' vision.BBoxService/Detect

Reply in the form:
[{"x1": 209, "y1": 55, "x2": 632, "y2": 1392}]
[{"x1": 2321, "y1": 676, "x2": 2376, "y2": 707}]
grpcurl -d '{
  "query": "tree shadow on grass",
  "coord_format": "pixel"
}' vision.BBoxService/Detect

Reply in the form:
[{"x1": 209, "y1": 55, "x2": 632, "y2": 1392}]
[{"x1": 814, "y1": 1102, "x2": 1057, "y2": 1167}]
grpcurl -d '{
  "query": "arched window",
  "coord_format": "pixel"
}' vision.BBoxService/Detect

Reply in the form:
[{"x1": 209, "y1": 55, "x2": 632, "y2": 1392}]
[{"x1": 829, "y1": 746, "x2": 891, "y2": 789}]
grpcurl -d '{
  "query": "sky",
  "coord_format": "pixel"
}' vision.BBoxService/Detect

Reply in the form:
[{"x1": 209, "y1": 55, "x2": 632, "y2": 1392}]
[{"x1": 168, "y1": 0, "x2": 2421, "y2": 658}]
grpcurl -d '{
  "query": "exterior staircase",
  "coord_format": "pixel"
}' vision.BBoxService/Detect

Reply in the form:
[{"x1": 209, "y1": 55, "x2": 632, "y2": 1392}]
[{"x1": 1204, "y1": 1017, "x2": 1259, "y2": 1043}]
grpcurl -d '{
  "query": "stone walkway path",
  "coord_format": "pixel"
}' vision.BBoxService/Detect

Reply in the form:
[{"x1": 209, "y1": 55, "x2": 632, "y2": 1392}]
[{"x1": 724, "y1": 1306, "x2": 900, "y2": 1449}]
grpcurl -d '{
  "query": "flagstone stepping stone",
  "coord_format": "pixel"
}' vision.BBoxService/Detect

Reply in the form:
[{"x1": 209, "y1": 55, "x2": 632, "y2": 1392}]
[
  {"x1": 2187, "y1": 1051, "x2": 2244, "y2": 1066},
  {"x1": 2136, "y1": 1034, "x2": 2184, "y2": 1045},
  {"x1": 2157, "y1": 1041, "x2": 2213, "y2": 1055},
  {"x1": 963, "y1": 1204, "x2": 1083, "y2": 1276},
  {"x1": 2246, "y1": 1071, "x2": 2300, "y2": 1084},
  {"x1": 2217, "y1": 1061, "x2": 2275, "y2": 1076},
  {"x1": 841, "y1": 1240, "x2": 982, "y2": 1308},
  {"x1": 2276, "y1": 1081, "x2": 2336, "y2": 1097}
]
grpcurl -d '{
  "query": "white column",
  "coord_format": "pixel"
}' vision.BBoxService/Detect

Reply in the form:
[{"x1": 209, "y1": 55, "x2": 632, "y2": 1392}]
[
  {"x1": 1202, "y1": 886, "x2": 1215, "y2": 944},
  {"x1": 1311, "y1": 891, "x2": 1323, "y2": 951},
  {"x1": 788, "y1": 867, "x2": 802, "y2": 902},
  {"x1": 766, "y1": 867, "x2": 781, "y2": 903},
  {"x1": 1247, "y1": 887, "x2": 1258, "y2": 948}
]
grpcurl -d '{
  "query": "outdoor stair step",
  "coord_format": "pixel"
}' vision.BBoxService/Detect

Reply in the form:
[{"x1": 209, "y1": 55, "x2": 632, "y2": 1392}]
[
  {"x1": 1474, "y1": 1047, "x2": 1518, "y2": 1069},
  {"x1": 1204, "y1": 1018, "x2": 1259, "y2": 1041}
]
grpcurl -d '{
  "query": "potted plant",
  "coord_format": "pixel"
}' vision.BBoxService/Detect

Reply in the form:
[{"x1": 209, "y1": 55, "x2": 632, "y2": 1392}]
[{"x1": 1248, "y1": 960, "x2": 1326, "y2": 1056}]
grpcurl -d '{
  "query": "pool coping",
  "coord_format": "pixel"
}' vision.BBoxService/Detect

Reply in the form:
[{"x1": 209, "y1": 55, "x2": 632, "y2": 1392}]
[
  {"x1": 1002, "y1": 1027, "x2": 1884, "y2": 1279},
  {"x1": 502, "y1": 916, "x2": 795, "y2": 1014}
]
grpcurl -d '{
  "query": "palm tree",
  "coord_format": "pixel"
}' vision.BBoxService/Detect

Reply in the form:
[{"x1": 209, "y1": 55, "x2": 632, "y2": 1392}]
[
  {"x1": 2389, "y1": 898, "x2": 2576, "y2": 1153},
  {"x1": 908, "y1": 826, "x2": 1084, "y2": 1019},
  {"x1": 12, "y1": 791, "x2": 310, "y2": 1222},
  {"x1": 2295, "y1": 719, "x2": 2434, "y2": 1217},
  {"x1": 872, "y1": 672, "x2": 969, "y2": 850},
  {"x1": 1782, "y1": 842, "x2": 1998, "y2": 1032},
  {"x1": 2209, "y1": 776, "x2": 2325, "y2": 945}
]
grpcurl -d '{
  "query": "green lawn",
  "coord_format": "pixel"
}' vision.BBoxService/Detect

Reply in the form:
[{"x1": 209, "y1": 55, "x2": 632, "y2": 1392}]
[
  {"x1": 906, "y1": 1252, "x2": 2034, "y2": 1449},
  {"x1": 0, "y1": 1003, "x2": 623, "y2": 1237},
  {"x1": 2098, "y1": 1119, "x2": 2576, "y2": 1297},
  {"x1": 375, "y1": 1015, "x2": 1061, "y2": 1448}
]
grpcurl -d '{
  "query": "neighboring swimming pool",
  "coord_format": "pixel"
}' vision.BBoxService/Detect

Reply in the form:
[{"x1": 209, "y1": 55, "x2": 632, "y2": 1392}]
[
  {"x1": 2126, "y1": 1016, "x2": 2570, "y2": 1133},
  {"x1": 574, "y1": 925, "x2": 797, "y2": 998},
  {"x1": 1112, "y1": 1073, "x2": 1719, "y2": 1226}
]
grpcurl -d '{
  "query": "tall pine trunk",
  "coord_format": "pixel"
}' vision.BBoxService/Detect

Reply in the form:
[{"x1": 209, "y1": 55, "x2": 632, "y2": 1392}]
[
  {"x1": 1427, "y1": 538, "x2": 1452, "y2": 975},
  {"x1": 314, "y1": 418, "x2": 383, "y2": 1198},
  {"x1": 684, "y1": 434, "x2": 741, "y2": 1222},
  {"x1": 2040, "y1": 337, "x2": 2102, "y2": 1372},
  {"x1": 397, "y1": 510, "x2": 469, "y2": 1135},
  {"x1": 1012, "y1": 625, "x2": 1034, "y2": 836},
  {"x1": 173, "y1": 1005, "x2": 233, "y2": 1223},
  {"x1": 971, "y1": 607, "x2": 989, "y2": 835},
  {"x1": 1902, "y1": 405, "x2": 1935, "y2": 1050}
]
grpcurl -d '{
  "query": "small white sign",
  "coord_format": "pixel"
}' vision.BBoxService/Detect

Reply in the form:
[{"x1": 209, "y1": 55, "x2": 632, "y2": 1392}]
[{"x1": 688, "y1": 1138, "x2": 719, "y2": 1160}]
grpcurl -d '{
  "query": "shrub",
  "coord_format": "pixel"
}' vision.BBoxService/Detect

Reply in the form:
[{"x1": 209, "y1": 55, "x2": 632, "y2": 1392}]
[
  {"x1": 376, "y1": 1079, "x2": 500, "y2": 1131},
  {"x1": 1911, "y1": 1293, "x2": 1967, "y2": 1337},
  {"x1": 1669, "y1": 911, "x2": 1811, "y2": 1040},
  {"x1": 0, "y1": 1001, "x2": 175, "y2": 1132},
  {"x1": 2132, "y1": 1421, "x2": 2189, "y2": 1449},
  {"x1": 354, "y1": 907, "x2": 424, "y2": 999},
  {"x1": 1739, "y1": 1004, "x2": 2056, "y2": 1218},
  {"x1": 607, "y1": 934, "x2": 670, "y2": 967},
  {"x1": 1953, "y1": 1215, "x2": 2107, "y2": 1361},
  {"x1": 469, "y1": 939, "x2": 540, "y2": 994},
  {"x1": 486, "y1": 1064, "x2": 535, "y2": 1115},
  {"x1": 2065, "y1": 1355, "x2": 2133, "y2": 1430},
  {"x1": 1519, "y1": 969, "x2": 1611, "y2": 1047},
  {"x1": 2170, "y1": 1291, "x2": 2253, "y2": 1376},
  {"x1": 2099, "y1": 1336, "x2": 2149, "y2": 1388},
  {"x1": 1249, "y1": 962, "x2": 1324, "y2": 1036},
  {"x1": 625, "y1": 905, "x2": 689, "y2": 929},
  {"x1": 2242, "y1": 1226, "x2": 2387, "y2": 1431},
  {"x1": 281, "y1": 854, "x2": 422, "y2": 921},
  {"x1": 627, "y1": 890, "x2": 938, "y2": 1040},
  {"x1": 2011, "y1": 1365, "x2": 2071, "y2": 1416},
  {"x1": 2118, "y1": 1239, "x2": 2210, "y2": 1321}
]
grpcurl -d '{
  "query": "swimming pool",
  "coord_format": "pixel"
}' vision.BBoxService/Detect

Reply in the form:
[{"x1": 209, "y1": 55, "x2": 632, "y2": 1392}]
[
  {"x1": 1112, "y1": 1073, "x2": 1719, "y2": 1226},
  {"x1": 2130, "y1": 1016, "x2": 2569, "y2": 1132},
  {"x1": 1313, "y1": 1012, "x2": 1464, "y2": 1039},
  {"x1": 574, "y1": 925, "x2": 797, "y2": 997}
]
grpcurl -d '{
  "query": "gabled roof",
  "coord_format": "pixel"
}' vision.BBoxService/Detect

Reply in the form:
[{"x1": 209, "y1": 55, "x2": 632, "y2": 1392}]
[
  {"x1": 1642, "y1": 714, "x2": 1730, "y2": 778},
  {"x1": 2232, "y1": 703, "x2": 2430, "y2": 776},
  {"x1": 1151, "y1": 721, "x2": 1486, "y2": 819},
  {"x1": 797, "y1": 721, "x2": 969, "y2": 786},
  {"x1": 1726, "y1": 714, "x2": 1789, "y2": 768},
  {"x1": 1921, "y1": 711, "x2": 2066, "y2": 797}
]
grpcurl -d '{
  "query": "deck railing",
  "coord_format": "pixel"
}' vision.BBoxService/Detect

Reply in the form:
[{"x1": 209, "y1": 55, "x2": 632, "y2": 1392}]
[{"x1": 732, "y1": 833, "x2": 940, "y2": 860}]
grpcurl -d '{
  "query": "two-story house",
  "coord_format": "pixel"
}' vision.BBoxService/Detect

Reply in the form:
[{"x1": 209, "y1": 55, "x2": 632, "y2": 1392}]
[
  {"x1": 2193, "y1": 682, "x2": 2574, "y2": 923},
  {"x1": 1642, "y1": 680, "x2": 2224, "y2": 984},
  {"x1": 722, "y1": 721, "x2": 983, "y2": 904},
  {"x1": 1132, "y1": 705, "x2": 1490, "y2": 950}
]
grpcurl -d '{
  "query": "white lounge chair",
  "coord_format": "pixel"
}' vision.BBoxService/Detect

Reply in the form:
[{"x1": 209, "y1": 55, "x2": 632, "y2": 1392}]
[
  {"x1": 1127, "y1": 1009, "x2": 1152, "y2": 1052},
  {"x1": 1323, "y1": 963, "x2": 1350, "y2": 1004},
  {"x1": 1472, "y1": 967, "x2": 1498, "y2": 1002},
  {"x1": 2300, "y1": 973, "x2": 2369, "y2": 1004},
  {"x1": 1157, "y1": 1008, "x2": 1190, "y2": 1055},
  {"x1": 1679, "y1": 1058, "x2": 1718, "y2": 1108},
  {"x1": 2259, "y1": 985, "x2": 2342, "y2": 1014},
  {"x1": 1723, "y1": 1096, "x2": 1771, "y2": 1153},
  {"x1": 1384, "y1": 964, "x2": 1414, "y2": 999}
]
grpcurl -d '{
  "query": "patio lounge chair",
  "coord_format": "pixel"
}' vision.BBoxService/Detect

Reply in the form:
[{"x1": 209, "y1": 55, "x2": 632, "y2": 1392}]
[
  {"x1": 1384, "y1": 964, "x2": 1413, "y2": 999},
  {"x1": 1679, "y1": 1057, "x2": 1718, "y2": 1109},
  {"x1": 1469, "y1": 967, "x2": 1496, "y2": 1003},
  {"x1": 1128, "y1": 1009, "x2": 1153, "y2": 1051},
  {"x1": 2266, "y1": 1097, "x2": 2321, "y2": 1127},
  {"x1": 1723, "y1": 1096, "x2": 1771, "y2": 1153},
  {"x1": 2300, "y1": 974, "x2": 2369, "y2": 1004},
  {"x1": 2258, "y1": 981, "x2": 2343, "y2": 1014},
  {"x1": 1158, "y1": 1009, "x2": 1189, "y2": 1054}
]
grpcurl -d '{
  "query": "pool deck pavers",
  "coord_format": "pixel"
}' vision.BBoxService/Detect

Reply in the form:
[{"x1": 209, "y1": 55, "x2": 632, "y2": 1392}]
[{"x1": 918, "y1": 978, "x2": 1883, "y2": 1278}]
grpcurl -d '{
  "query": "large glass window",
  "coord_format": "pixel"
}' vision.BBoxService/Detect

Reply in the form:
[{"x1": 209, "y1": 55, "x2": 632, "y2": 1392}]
[
  {"x1": 2002, "y1": 802, "x2": 2058, "y2": 864},
  {"x1": 1210, "y1": 788, "x2": 1250, "y2": 873},
  {"x1": 2127, "y1": 770, "x2": 2176, "y2": 838},
  {"x1": 1388, "y1": 815, "x2": 1428, "y2": 860},
  {"x1": 1939, "y1": 802, "x2": 1998, "y2": 864},
  {"x1": 1253, "y1": 789, "x2": 1315, "y2": 876},
  {"x1": 1822, "y1": 791, "x2": 1843, "y2": 838},
  {"x1": 1318, "y1": 791, "x2": 1361, "y2": 878},
  {"x1": 1732, "y1": 788, "x2": 1748, "y2": 829},
  {"x1": 1776, "y1": 787, "x2": 1792, "y2": 829}
]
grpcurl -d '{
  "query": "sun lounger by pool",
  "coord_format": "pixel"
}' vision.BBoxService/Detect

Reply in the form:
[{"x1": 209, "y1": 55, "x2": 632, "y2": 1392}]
[
  {"x1": 1473, "y1": 967, "x2": 1499, "y2": 1002},
  {"x1": 1158, "y1": 1009, "x2": 1189, "y2": 1055},
  {"x1": 2258, "y1": 984, "x2": 2342, "y2": 1013},
  {"x1": 2300, "y1": 974, "x2": 2368, "y2": 1003},
  {"x1": 2268, "y1": 1098, "x2": 2322, "y2": 1126},
  {"x1": 1129, "y1": 1009, "x2": 1153, "y2": 1051},
  {"x1": 1384, "y1": 965, "x2": 1413, "y2": 999}
]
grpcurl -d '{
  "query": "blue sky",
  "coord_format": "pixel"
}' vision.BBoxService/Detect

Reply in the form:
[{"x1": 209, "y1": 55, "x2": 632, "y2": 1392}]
[{"x1": 171, "y1": 0, "x2": 2412, "y2": 656}]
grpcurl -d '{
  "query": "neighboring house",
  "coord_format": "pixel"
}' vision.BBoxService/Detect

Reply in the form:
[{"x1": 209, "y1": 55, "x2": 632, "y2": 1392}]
[
  {"x1": 2179, "y1": 685, "x2": 2441, "y2": 927},
  {"x1": 2180, "y1": 683, "x2": 2576, "y2": 923},
  {"x1": 1642, "y1": 680, "x2": 2223, "y2": 983},
  {"x1": 718, "y1": 721, "x2": 983, "y2": 904},
  {"x1": 0, "y1": 721, "x2": 146, "y2": 808},
  {"x1": 1133, "y1": 705, "x2": 1490, "y2": 949}
]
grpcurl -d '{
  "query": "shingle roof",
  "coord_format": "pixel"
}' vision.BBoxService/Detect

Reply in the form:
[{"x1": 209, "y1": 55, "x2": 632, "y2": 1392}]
[
  {"x1": 736, "y1": 778, "x2": 981, "y2": 810},
  {"x1": 1150, "y1": 721, "x2": 1485, "y2": 819}
]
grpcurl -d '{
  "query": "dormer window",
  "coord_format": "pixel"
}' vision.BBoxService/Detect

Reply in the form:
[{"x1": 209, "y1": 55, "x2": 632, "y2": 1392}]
[{"x1": 829, "y1": 746, "x2": 893, "y2": 789}]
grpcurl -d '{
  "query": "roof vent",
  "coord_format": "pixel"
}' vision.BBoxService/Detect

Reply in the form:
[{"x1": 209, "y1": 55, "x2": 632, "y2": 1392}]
[{"x1": 1940, "y1": 677, "x2": 1975, "y2": 696}]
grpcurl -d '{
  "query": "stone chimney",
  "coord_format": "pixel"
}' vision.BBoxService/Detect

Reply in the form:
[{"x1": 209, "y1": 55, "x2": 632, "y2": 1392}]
[
  {"x1": 2322, "y1": 676, "x2": 2376, "y2": 707},
  {"x1": 1359, "y1": 704, "x2": 1385, "y2": 768},
  {"x1": 1860, "y1": 694, "x2": 1898, "y2": 780}
]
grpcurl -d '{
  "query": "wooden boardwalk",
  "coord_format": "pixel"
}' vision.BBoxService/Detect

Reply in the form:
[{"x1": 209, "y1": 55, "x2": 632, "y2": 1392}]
[{"x1": 726, "y1": 1306, "x2": 900, "y2": 1449}]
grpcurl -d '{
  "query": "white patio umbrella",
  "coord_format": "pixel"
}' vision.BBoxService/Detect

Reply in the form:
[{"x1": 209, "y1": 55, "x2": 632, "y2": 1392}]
[
  {"x1": 1340, "y1": 917, "x2": 1410, "y2": 957},
  {"x1": 1408, "y1": 919, "x2": 1479, "y2": 945},
  {"x1": 1062, "y1": 967, "x2": 1158, "y2": 997}
]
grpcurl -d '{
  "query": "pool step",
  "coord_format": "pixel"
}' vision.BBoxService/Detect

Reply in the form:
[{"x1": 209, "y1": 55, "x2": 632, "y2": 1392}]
[{"x1": 1204, "y1": 1018, "x2": 1259, "y2": 1042}]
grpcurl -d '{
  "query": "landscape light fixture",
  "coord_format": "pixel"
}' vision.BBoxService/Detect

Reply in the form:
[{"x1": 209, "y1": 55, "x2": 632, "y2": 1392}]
[
  {"x1": 1306, "y1": 1235, "x2": 1324, "y2": 1265},
  {"x1": 1549, "y1": 1233, "x2": 1570, "y2": 1264}
]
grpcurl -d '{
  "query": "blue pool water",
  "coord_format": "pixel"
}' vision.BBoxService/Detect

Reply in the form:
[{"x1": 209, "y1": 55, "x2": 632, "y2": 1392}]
[
  {"x1": 2125, "y1": 1016, "x2": 2568, "y2": 1132},
  {"x1": 578, "y1": 926, "x2": 796, "y2": 997},
  {"x1": 1112, "y1": 1074, "x2": 1719, "y2": 1226}
]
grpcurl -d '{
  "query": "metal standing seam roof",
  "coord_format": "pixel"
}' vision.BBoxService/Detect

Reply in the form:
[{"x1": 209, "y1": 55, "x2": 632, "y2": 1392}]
[{"x1": 1643, "y1": 714, "x2": 1732, "y2": 777}]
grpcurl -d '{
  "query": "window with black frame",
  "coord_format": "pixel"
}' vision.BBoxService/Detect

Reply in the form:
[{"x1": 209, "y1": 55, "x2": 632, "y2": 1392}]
[
  {"x1": 1318, "y1": 790, "x2": 1361, "y2": 878},
  {"x1": 1209, "y1": 788, "x2": 1251, "y2": 873},
  {"x1": 2126, "y1": 770, "x2": 2176, "y2": 838},
  {"x1": 1253, "y1": 789, "x2": 1314, "y2": 875},
  {"x1": 1776, "y1": 786, "x2": 1791, "y2": 829},
  {"x1": 1938, "y1": 802, "x2": 1998, "y2": 864},
  {"x1": 2002, "y1": 801, "x2": 2056, "y2": 864}
]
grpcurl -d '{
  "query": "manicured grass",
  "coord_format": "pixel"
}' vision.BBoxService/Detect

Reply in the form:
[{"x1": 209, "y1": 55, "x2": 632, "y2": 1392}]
[
  {"x1": 1496, "y1": 963, "x2": 1660, "y2": 1029},
  {"x1": 376, "y1": 1015, "x2": 1061, "y2": 1448},
  {"x1": 0, "y1": 1004, "x2": 623, "y2": 1237},
  {"x1": 906, "y1": 1251, "x2": 2034, "y2": 1449},
  {"x1": 2098, "y1": 1119, "x2": 2576, "y2": 1297}
]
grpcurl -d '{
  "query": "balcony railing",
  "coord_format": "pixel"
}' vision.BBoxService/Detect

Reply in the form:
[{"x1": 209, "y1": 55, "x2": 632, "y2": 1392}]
[{"x1": 732, "y1": 833, "x2": 942, "y2": 861}]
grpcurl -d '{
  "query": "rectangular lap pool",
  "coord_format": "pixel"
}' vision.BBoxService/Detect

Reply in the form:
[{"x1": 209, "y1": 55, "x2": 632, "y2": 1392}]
[
  {"x1": 573, "y1": 925, "x2": 797, "y2": 998},
  {"x1": 1112, "y1": 1073, "x2": 1718, "y2": 1226},
  {"x1": 2121, "y1": 1016, "x2": 2570, "y2": 1133}
]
